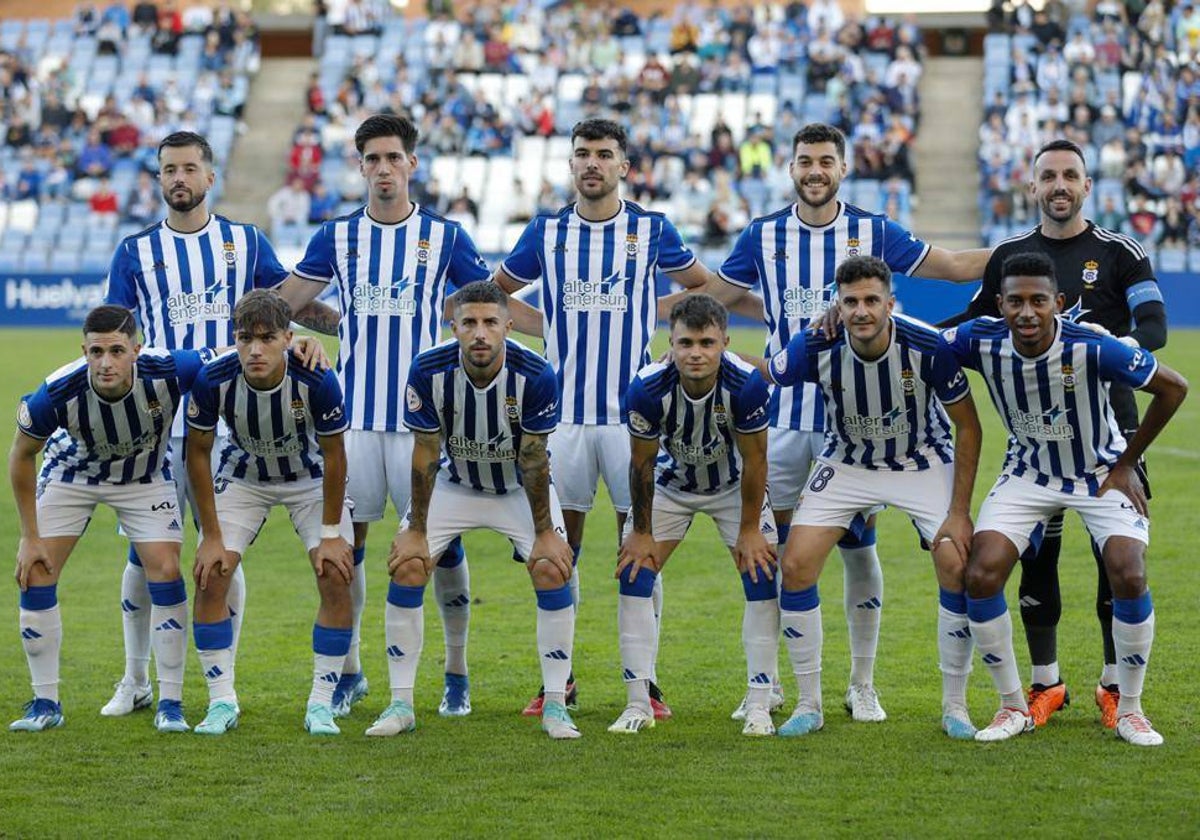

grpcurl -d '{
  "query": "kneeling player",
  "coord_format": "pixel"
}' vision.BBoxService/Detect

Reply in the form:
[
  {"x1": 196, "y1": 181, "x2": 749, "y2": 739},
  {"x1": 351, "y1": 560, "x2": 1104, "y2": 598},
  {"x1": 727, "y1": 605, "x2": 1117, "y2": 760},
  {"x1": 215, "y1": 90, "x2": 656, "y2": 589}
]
[
  {"x1": 10, "y1": 305, "x2": 207, "y2": 733},
  {"x1": 186, "y1": 290, "x2": 355, "y2": 736},
  {"x1": 365, "y1": 281, "x2": 579, "y2": 739},
  {"x1": 613, "y1": 295, "x2": 779, "y2": 736},
  {"x1": 762, "y1": 256, "x2": 983, "y2": 739}
]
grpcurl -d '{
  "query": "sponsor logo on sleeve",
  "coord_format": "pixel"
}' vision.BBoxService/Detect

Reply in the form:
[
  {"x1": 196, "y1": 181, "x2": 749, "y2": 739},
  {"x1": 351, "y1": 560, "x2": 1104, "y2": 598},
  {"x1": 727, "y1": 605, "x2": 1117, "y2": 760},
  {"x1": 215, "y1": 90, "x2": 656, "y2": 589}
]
[
  {"x1": 406, "y1": 385, "x2": 422, "y2": 412},
  {"x1": 18, "y1": 400, "x2": 32, "y2": 428}
]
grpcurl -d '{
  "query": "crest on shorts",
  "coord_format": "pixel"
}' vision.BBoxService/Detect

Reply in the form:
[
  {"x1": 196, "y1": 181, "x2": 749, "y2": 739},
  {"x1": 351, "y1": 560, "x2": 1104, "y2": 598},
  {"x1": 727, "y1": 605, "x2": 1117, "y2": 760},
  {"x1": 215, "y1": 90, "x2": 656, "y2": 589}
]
[
  {"x1": 291, "y1": 399, "x2": 307, "y2": 422},
  {"x1": 505, "y1": 395, "x2": 520, "y2": 420},
  {"x1": 846, "y1": 238, "x2": 861, "y2": 257},
  {"x1": 416, "y1": 239, "x2": 431, "y2": 264},
  {"x1": 406, "y1": 385, "x2": 422, "y2": 412},
  {"x1": 223, "y1": 241, "x2": 237, "y2": 266},
  {"x1": 1061, "y1": 364, "x2": 1075, "y2": 391},
  {"x1": 1082, "y1": 260, "x2": 1099, "y2": 289},
  {"x1": 628, "y1": 410, "x2": 652, "y2": 435},
  {"x1": 17, "y1": 400, "x2": 32, "y2": 429},
  {"x1": 626, "y1": 234, "x2": 639, "y2": 256},
  {"x1": 900, "y1": 369, "x2": 916, "y2": 394}
]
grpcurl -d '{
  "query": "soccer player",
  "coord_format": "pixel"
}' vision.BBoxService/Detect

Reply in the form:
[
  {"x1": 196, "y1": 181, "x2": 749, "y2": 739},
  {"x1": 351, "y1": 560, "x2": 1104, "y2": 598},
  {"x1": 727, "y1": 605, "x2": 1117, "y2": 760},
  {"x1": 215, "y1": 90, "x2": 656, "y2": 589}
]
[
  {"x1": 613, "y1": 295, "x2": 778, "y2": 737},
  {"x1": 363, "y1": 282, "x2": 579, "y2": 739},
  {"x1": 492, "y1": 117, "x2": 720, "y2": 717},
  {"x1": 945, "y1": 252, "x2": 1187, "y2": 746},
  {"x1": 9, "y1": 305, "x2": 205, "y2": 732},
  {"x1": 759, "y1": 256, "x2": 982, "y2": 738},
  {"x1": 941, "y1": 138, "x2": 1168, "y2": 729},
  {"x1": 185, "y1": 290, "x2": 354, "y2": 736},
  {"x1": 696, "y1": 122, "x2": 991, "y2": 721},
  {"x1": 101, "y1": 130, "x2": 327, "y2": 718},
  {"x1": 276, "y1": 114, "x2": 493, "y2": 719}
]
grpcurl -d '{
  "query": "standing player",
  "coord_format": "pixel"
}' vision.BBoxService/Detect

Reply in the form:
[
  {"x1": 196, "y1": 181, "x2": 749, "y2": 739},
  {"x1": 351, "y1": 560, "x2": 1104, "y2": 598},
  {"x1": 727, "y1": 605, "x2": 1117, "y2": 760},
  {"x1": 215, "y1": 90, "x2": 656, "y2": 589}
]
[
  {"x1": 613, "y1": 295, "x2": 779, "y2": 737},
  {"x1": 364, "y1": 282, "x2": 579, "y2": 740},
  {"x1": 9, "y1": 306, "x2": 204, "y2": 732},
  {"x1": 947, "y1": 252, "x2": 1187, "y2": 746},
  {"x1": 696, "y1": 123, "x2": 991, "y2": 721},
  {"x1": 101, "y1": 131, "x2": 325, "y2": 718},
  {"x1": 185, "y1": 291, "x2": 355, "y2": 736},
  {"x1": 760, "y1": 256, "x2": 982, "y2": 739},
  {"x1": 492, "y1": 118, "x2": 720, "y2": 717},
  {"x1": 277, "y1": 114, "x2": 492, "y2": 719},
  {"x1": 940, "y1": 138, "x2": 1169, "y2": 729}
]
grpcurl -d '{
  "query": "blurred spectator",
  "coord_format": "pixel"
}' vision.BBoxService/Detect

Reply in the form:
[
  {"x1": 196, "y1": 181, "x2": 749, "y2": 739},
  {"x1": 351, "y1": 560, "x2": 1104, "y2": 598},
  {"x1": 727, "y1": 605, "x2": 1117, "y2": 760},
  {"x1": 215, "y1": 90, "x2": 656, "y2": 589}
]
[
  {"x1": 268, "y1": 176, "x2": 312, "y2": 235},
  {"x1": 125, "y1": 170, "x2": 162, "y2": 226},
  {"x1": 308, "y1": 182, "x2": 340, "y2": 224},
  {"x1": 90, "y1": 177, "x2": 120, "y2": 215}
]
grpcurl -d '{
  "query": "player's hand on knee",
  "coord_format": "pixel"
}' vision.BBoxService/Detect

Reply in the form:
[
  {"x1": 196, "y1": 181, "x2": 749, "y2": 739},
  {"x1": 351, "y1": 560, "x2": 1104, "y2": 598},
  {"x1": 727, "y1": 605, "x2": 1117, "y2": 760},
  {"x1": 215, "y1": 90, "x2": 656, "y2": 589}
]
[
  {"x1": 290, "y1": 336, "x2": 331, "y2": 371},
  {"x1": 616, "y1": 531, "x2": 658, "y2": 581},
  {"x1": 734, "y1": 528, "x2": 777, "y2": 583},
  {"x1": 932, "y1": 511, "x2": 974, "y2": 566},
  {"x1": 194, "y1": 536, "x2": 230, "y2": 590},
  {"x1": 313, "y1": 537, "x2": 354, "y2": 583},
  {"x1": 1098, "y1": 463, "x2": 1147, "y2": 517},
  {"x1": 387, "y1": 529, "x2": 430, "y2": 577},
  {"x1": 529, "y1": 530, "x2": 574, "y2": 582},
  {"x1": 14, "y1": 537, "x2": 53, "y2": 591}
]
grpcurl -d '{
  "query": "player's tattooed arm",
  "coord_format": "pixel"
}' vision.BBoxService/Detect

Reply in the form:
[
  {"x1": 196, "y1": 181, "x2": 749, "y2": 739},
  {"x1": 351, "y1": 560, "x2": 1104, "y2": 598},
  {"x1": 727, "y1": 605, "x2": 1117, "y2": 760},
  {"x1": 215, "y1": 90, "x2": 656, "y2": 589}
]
[
  {"x1": 407, "y1": 430, "x2": 442, "y2": 533},
  {"x1": 628, "y1": 435, "x2": 659, "y2": 534},
  {"x1": 291, "y1": 300, "x2": 340, "y2": 336},
  {"x1": 518, "y1": 432, "x2": 554, "y2": 532}
]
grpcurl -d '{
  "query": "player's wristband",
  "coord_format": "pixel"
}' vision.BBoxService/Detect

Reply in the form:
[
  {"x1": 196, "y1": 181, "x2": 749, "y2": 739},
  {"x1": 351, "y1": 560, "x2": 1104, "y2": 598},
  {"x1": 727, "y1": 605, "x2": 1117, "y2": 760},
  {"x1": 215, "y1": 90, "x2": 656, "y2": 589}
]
[{"x1": 320, "y1": 524, "x2": 340, "y2": 540}]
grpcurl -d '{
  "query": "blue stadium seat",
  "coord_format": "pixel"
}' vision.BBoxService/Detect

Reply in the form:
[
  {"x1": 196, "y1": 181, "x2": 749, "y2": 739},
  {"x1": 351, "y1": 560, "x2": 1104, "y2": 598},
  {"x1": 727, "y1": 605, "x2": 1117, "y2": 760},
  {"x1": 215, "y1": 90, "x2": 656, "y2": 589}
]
[
  {"x1": 48, "y1": 250, "x2": 81, "y2": 272},
  {"x1": 1157, "y1": 248, "x2": 1187, "y2": 273}
]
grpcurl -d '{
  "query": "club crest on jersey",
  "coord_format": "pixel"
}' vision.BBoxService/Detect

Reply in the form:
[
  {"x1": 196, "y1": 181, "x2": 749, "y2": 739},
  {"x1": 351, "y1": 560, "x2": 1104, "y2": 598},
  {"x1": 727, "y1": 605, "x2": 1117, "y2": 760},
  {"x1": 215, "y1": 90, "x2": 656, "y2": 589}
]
[
  {"x1": 901, "y1": 369, "x2": 916, "y2": 394},
  {"x1": 628, "y1": 410, "x2": 652, "y2": 435},
  {"x1": 17, "y1": 400, "x2": 32, "y2": 429},
  {"x1": 416, "y1": 239, "x2": 431, "y2": 264},
  {"x1": 505, "y1": 395, "x2": 520, "y2": 420},
  {"x1": 1082, "y1": 260, "x2": 1099, "y2": 288},
  {"x1": 713, "y1": 404, "x2": 728, "y2": 426},
  {"x1": 222, "y1": 241, "x2": 237, "y2": 266},
  {"x1": 846, "y1": 238, "x2": 861, "y2": 257},
  {"x1": 406, "y1": 385, "x2": 422, "y2": 412},
  {"x1": 625, "y1": 234, "x2": 639, "y2": 256},
  {"x1": 290, "y1": 399, "x2": 307, "y2": 422},
  {"x1": 147, "y1": 400, "x2": 163, "y2": 419},
  {"x1": 1061, "y1": 364, "x2": 1075, "y2": 391}
]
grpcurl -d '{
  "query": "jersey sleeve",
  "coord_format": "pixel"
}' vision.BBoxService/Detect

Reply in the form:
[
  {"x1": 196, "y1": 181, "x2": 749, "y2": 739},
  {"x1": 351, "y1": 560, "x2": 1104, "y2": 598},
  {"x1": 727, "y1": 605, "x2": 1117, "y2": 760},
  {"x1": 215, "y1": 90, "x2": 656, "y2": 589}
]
[
  {"x1": 624, "y1": 373, "x2": 663, "y2": 440},
  {"x1": 311, "y1": 368, "x2": 349, "y2": 436},
  {"x1": 1097, "y1": 336, "x2": 1158, "y2": 390},
  {"x1": 252, "y1": 227, "x2": 290, "y2": 289},
  {"x1": 186, "y1": 367, "x2": 220, "y2": 432},
  {"x1": 403, "y1": 359, "x2": 441, "y2": 433},
  {"x1": 1114, "y1": 242, "x2": 1163, "y2": 312},
  {"x1": 882, "y1": 218, "x2": 932, "y2": 276},
  {"x1": 445, "y1": 225, "x2": 492, "y2": 291},
  {"x1": 17, "y1": 385, "x2": 59, "y2": 440},
  {"x1": 292, "y1": 223, "x2": 336, "y2": 284},
  {"x1": 931, "y1": 338, "x2": 971, "y2": 404},
  {"x1": 169, "y1": 349, "x2": 212, "y2": 392},
  {"x1": 940, "y1": 320, "x2": 978, "y2": 370},
  {"x1": 656, "y1": 217, "x2": 697, "y2": 273},
  {"x1": 717, "y1": 223, "x2": 761, "y2": 289},
  {"x1": 767, "y1": 332, "x2": 812, "y2": 387},
  {"x1": 498, "y1": 218, "x2": 545, "y2": 285},
  {"x1": 733, "y1": 370, "x2": 771, "y2": 433},
  {"x1": 521, "y1": 362, "x2": 561, "y2": 435},
  {"x1": 103, "y1": 241, "x2": 139, "y2": 309}
]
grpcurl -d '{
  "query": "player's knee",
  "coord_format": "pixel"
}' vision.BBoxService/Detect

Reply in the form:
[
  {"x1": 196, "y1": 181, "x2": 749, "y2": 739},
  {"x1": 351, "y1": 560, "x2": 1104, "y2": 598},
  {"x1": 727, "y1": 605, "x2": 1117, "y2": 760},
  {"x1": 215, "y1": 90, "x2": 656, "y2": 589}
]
[
  {"x1": 198, "y1": 573, "x2": 231, "y2": 605},
  {"x1": 391, "y1": 556, "x2": 428, "y2": 587},
  {"x1": 316, "y1": 572, "x2": 351, "y2": 605},
  {"x1": 529, "y1": 557, "x2": 570, "y2": 590},
  {"x1": 1105, "y1": 561, "x2": 1146, "y2": 600},
  {"x1": 964, "y1": 557, "x2": 1007, "y2": 599},
  {"x1": 932, "y1": 544, "x2": 966, "y2": 589}
]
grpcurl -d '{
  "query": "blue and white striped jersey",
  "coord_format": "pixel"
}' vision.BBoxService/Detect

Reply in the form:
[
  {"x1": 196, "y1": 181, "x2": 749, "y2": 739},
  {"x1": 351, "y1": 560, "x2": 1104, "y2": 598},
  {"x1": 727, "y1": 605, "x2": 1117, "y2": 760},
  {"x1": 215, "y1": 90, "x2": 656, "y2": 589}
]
[
  {"x1": 944, "y1": 316, "x2": 1158, "y2": 493},
  {"x1": 404, "y1": 338, "x2": 560, "y2": 496},
  {"x1": 500, "y1": 200, "x2": 696, "y2": 426},
  {"x1": 187, "y1": 350, "x2": 349, "y2": 484},
  {"x1": 104, "y1": 215, "x2": 288, "y2": 437},
  {"x1": 769, "y1": 315, "x2": 968, "y2": 471},
  {"x1": 19, "y1": 348, "x2": 208, "y2": 486},
  {"x1": 293, "y1": 204, "x2": 491, "y2": 432},
  {"x1": 625, "y1": 352, "x2": 771, "y2": 495},
  {"x1": 719, "y1": 202, "x2": 930, "y2": 432}
]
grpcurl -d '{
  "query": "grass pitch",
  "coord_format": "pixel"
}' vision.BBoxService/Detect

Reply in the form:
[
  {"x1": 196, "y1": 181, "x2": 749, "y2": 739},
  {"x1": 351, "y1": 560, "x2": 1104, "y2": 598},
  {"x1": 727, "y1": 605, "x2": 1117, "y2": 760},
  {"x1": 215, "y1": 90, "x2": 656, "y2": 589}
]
[{"x1": 0, "y1": 327, "x2": 1197, "y2": 837}]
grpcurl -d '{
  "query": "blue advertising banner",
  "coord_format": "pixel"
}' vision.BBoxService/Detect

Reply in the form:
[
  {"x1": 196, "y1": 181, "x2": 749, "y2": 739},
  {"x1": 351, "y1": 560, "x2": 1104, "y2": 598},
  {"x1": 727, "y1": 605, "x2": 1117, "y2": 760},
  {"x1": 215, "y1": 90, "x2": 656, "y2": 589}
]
[{"x1": 1, "y1": 271, "x2": 1196, "y2": 328}]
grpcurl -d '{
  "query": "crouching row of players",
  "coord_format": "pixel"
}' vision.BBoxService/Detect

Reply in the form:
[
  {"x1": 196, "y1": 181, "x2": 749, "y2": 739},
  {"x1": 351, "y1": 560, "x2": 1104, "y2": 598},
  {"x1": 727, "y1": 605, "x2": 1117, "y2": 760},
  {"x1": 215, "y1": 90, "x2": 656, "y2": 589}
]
[{"x1": 10, "y1": 256, "x2": 1188, "y2": 745}]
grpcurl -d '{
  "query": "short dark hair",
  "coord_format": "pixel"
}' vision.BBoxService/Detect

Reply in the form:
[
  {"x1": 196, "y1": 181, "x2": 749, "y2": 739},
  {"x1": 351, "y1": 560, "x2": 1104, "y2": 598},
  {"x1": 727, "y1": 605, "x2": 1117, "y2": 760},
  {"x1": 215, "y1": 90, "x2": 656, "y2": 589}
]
[
  {"x1": 836, "y1": 255, "x2": 892, "y2": 290},
  {"x1": 453, "y1": 281, "x2": 508, "y2": 312},
  {"x1": 669, "y1": 294, "x2": 728, "y2": 333},
  {"x1": 233, "y1": 290, "x2": 292, "y2": 333},
  {"x1": 158, "y1": 131, "x2": 214, "y2": 165},
  {"x1": 792, "y1": 123, "x2": 846, "y2": 159},
  {"x1": 354, "y1": 113, "x2": 419, "y2": 155},
  {"x1": 83, "y1": 305, "x2": 137, "y2": 338},
  {"x1": 571, "y1": 118, "x2": 627, "y2": 155},
  {"x1": 1033, "y1": 138, "x2": 1087, "y2": 171},
  {"x1": 1000, "y1": 251, "x2": 1058, "y2": 290}
]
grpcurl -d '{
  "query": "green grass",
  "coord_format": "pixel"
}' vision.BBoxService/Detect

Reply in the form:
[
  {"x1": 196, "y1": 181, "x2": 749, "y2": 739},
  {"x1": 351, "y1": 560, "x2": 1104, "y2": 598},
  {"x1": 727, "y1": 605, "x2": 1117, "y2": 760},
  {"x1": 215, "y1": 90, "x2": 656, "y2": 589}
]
[{"x1": 1, "y1": 327, "x2": 1198, "y2": 837}]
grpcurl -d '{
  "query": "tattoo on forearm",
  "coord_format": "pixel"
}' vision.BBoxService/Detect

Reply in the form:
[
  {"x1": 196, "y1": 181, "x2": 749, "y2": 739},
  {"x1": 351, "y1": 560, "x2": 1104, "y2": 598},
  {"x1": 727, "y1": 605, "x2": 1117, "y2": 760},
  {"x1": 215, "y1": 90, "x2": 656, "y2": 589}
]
[
  {"x1": 519, "y1": 434, "x2": 553, "y2": 532},
  {"x1": 293, "y1": 301, "x2": 340, "y2": 336},
  {"x1": 630, "y1": 456, "x2": 655, "y2": 533},
  {"x1": 408, "y1": 433, "x2": 441, "y2": 531}
]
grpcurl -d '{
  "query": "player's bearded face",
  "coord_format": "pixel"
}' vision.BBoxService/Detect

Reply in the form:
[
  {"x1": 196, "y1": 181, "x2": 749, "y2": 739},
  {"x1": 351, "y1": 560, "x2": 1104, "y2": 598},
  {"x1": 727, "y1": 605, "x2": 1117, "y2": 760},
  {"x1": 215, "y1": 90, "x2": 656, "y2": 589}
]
[
  {"x1": 360, "y1": 136, "x2": 416, "y2": 203},
  {"x1": 454, "y1": 303, "x2": 511, "y2": 375},
  {"x1": 83, "y1": 332, "x2": 140, "y2": 398},
  {"x1": 569, "y1": 138, "x2": 628, "y2": 201},
  {"x1": 790, "y1": 142, "x2": 845, "y2": 209},
  {"x1": 158, "y1": 146, "x2": 213, "y2": 213},
  {"x1": 999, "y1": 276, "x2": 1063, "y2": 354},
  {"x1": 1032, "y1": 150, "x2": 1090, "y2": 224}
]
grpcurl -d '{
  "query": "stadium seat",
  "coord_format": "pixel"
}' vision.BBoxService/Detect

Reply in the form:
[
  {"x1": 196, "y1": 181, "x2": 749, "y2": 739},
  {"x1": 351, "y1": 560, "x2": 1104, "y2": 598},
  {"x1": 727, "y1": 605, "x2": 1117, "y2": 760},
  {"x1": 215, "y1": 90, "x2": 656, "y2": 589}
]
[{"x1": 1157, "y1": 248, "x2": 1187, "y2": 273}]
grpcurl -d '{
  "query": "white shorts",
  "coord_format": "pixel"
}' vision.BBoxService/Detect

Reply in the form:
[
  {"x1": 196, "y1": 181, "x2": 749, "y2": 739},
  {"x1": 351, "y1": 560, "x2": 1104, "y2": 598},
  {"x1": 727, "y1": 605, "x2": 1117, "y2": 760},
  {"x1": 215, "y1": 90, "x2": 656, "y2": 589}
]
[
  {"x1": 345, "y1": 429, "x2": 414, "y2": 522},
  {"x1": 37, "y1": 479, "x2": 184, "y2": 543},
  {"x1": 976, "y1": 472, "x2": 1149, "y2": 555},
  {"x1": 620, "y1": 484, "x2": 778, "y2": 548},
  {"x1": 401, "y1": 476, "x2": 567, "y2": 561},
  {"x1": 550, "y1": 423, "x2": 631, "y2": 513},
  {"x1": 795, "y1": 459, "x2": 954, "y2": 544},
  {"x1": 767, "y1": 427, "x2": 824, "y2": 512},
  {"x1": 209, "y1": 478, "x2": 354, "y2": 555}
]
